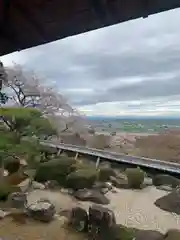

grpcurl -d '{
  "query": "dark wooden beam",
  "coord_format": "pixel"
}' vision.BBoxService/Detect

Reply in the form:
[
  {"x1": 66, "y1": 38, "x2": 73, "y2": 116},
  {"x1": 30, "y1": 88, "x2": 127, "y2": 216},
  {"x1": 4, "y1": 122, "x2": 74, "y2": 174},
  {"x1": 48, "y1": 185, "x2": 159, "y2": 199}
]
[
  {"x1": 0, "y1": 0, "x2": 21, "y2": 50},
  {"x1": 12, "y1": 1, "x2": 47, "y2": 43},
  {"x1": 90, "y1": 0, "x2": 112, "y2": 24}
]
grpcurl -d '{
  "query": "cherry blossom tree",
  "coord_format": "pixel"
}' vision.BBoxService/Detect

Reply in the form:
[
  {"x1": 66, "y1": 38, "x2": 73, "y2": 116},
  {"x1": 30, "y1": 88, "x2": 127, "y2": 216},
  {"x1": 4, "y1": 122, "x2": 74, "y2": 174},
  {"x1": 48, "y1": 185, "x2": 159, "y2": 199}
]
[{"x1": 4, "y1": 64, "x2": 88, "y2": 137}]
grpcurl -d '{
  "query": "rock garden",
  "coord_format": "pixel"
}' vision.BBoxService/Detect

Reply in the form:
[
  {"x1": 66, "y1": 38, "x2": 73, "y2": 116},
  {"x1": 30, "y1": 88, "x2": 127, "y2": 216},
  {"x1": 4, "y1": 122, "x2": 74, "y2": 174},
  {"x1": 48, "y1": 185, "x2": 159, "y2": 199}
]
[{"x1": 0, "y1": 107, "x2": 180, "y2": 239}]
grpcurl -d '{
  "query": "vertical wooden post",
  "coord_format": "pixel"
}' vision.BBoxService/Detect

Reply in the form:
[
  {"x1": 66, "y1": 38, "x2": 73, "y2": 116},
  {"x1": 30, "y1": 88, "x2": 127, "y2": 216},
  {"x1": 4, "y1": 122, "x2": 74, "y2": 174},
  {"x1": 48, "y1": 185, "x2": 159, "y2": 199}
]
[
  {"x1": 75, "y1": 152, "x2": 79, "y2": 160},
  {"x1": 57, "y1": 149, "x2": 62, "y2": 156},
  {"x1": 96, "y1": 156, "x2": 101, "y2": 169}
]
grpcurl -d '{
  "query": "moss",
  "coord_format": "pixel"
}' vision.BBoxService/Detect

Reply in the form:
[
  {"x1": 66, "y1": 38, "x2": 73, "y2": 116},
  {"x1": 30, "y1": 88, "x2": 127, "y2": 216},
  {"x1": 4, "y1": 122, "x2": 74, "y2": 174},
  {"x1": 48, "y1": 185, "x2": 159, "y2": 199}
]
[
  {"x1": 111, "y1": 224, "x2": 135, "y2": 240},
  {"x1": 125, "y1": 167, "x2": 145, "y2": 189}
]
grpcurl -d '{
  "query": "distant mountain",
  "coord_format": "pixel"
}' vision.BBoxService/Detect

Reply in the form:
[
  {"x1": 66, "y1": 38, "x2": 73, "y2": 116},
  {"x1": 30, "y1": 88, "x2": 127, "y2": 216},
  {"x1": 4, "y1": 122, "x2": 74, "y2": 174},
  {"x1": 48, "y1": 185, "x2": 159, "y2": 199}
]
[{"x1": 86, "y1": 115, "x2": 180, "y2": 121}]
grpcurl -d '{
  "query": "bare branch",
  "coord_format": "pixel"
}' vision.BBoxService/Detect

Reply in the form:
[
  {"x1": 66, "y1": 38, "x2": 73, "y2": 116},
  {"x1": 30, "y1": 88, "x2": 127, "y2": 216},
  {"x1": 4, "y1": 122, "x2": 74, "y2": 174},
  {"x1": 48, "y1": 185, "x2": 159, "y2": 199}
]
[{"x1": 4, "y1": 64, "x2": 88, "y2": 140}]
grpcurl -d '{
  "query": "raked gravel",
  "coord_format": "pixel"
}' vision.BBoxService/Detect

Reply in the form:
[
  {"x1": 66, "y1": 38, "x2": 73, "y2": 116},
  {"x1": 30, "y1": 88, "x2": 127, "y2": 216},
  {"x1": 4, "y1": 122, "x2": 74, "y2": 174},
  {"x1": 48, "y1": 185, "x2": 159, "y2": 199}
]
[{"x1": 27, "y1": 186, "x2": 180, "y2": 234}]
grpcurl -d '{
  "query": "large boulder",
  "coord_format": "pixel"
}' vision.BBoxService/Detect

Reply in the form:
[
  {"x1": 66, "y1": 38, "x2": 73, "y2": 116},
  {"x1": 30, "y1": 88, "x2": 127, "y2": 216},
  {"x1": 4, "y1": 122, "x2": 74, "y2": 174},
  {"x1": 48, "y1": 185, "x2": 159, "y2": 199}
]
[
  {"x1": 134, "y1": 229, "x2": 164, "y2": 240},
  {"x1": 152, "y1": 174, "x2": 180, "y2": 188},
  {"x1": 26, "y1": 199, "x2": 56, "y2": 222},
  {"x1": 125, "y1": 168, "x2": 145, "y2": 189},
  {"x1": 88, "y1": 205, "x2": 116, "y2": 240},
  {"x1": 18, "y1": 179, "x2": 45, "y2": 192},
  {"x1": 44, "y1": 180, "x2": 59, "y2": 189},
  {"x1": 69, "y1": 207, "x2": 89, "y2": 232},
  {"x1": 74, "y1": 189, "x2": 110, "y2": 205},
  {"x1": 66, "y1": 169, "x2": 97, "y2": 190},
  {"x1": 8, "y1": 192, "x2": 27, "y2": 209},
  {"x1": 164, "y1": 229, "x2": 180, "y2": 240},
  {"x1": 154, "y1": 189, "x2": 180, "y2": 214},
  {"x1": 0, "y1": 209, "x2": 10, "y2": 219},
  {"x1": 35, "y1": 157, "x2": 76, "y2": 185}
]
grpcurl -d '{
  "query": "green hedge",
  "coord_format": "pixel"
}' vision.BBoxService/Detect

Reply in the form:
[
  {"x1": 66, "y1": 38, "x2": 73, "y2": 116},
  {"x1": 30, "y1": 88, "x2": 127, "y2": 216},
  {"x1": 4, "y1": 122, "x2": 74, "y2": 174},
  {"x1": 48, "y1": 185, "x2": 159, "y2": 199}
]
[
  {"x1": 35, "y1": 157, "x2": 76, "y2": 185},
  {"x1": 125, "y1": 167, "x2": 145, "y2": 189},
  {"x1": 66, "y1": 168, "x2": 98, "y2": 190},
  {"x1": 98, "y1": 166, "x2": 116, "y2": 182}
]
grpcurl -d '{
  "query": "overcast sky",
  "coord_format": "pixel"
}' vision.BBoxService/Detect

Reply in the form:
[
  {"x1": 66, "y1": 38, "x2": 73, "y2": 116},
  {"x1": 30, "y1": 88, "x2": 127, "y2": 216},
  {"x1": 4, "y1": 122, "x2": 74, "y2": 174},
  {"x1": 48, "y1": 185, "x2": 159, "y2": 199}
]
[{"x1": 1, "y1": 8, "x2": 180, "y2": 117}]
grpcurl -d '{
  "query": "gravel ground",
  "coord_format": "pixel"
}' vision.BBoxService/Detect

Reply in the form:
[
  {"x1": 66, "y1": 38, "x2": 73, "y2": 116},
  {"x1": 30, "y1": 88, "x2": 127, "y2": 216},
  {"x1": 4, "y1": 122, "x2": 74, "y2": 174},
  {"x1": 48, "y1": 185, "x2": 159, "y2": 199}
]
[
  {"x1": 0, "y1": 218, "x2": 83, "y2": 240},
  {"x1": 1, "y1": 186, "x2": 180, "y2": 239},
  {"x1": 28, "y1": 187, "x2": 180, "y2": 233},
  {"x1": 106, "y1": 187, "x2": 180, "y2": 233}
]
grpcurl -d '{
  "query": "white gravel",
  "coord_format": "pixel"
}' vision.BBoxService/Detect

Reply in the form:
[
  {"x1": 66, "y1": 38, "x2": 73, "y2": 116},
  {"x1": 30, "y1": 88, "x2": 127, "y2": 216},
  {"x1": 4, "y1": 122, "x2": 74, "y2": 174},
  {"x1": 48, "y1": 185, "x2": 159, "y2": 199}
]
[
  {"x1": 106, "y1": 186, "x2": 180, "y2": 233},
  {"x1": 27, "y1": 186, "x2": 180, "y2": 234}
]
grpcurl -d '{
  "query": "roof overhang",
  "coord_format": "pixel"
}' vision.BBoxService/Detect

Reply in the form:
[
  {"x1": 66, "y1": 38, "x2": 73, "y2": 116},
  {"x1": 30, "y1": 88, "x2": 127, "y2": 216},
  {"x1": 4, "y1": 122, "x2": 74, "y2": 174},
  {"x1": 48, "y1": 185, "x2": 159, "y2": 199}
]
[{"x1": 0, "y1": 0, "x2": 180, "y2": 56}]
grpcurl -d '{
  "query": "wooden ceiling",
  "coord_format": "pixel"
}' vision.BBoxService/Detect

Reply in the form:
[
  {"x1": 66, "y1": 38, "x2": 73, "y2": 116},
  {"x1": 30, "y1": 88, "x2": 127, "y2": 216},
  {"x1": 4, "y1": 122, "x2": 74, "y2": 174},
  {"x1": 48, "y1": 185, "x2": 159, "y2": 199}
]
[{"x1": 0, "y1": 0, "x2": 180, "y2": 56}]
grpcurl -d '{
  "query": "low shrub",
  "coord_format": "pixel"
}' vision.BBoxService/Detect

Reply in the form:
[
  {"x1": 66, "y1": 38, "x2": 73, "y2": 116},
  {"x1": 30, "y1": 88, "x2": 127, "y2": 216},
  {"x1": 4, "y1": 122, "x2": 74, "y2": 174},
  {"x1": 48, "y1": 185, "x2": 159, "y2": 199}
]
[
  {"x1": 98, "y1": 166, "x2": 116, "y2": 182},
  {"x1": 35, "y1": 157, "x2": 76, "y2": 185},
  {"x1": 66, "y1": 169, "x2": 98, "y2": 190},
  {"x1": 5, "y1": 157, "x2": 20, "y2": 174},
  {"x1": 0, "y1": 184, "x2": 13, "y2": 201},
  {"x1": 125, "y1": 167, "x2": 145, "y2": 189}
]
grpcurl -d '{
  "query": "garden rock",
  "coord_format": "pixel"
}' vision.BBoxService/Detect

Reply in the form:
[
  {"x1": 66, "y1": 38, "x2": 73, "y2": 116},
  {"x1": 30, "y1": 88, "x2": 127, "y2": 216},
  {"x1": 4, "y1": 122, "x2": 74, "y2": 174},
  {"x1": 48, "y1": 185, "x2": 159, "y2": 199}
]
[
  {"x1": 152, "y1": 174, "x2": 180, "y2": 188},
  {"x1": 110, "y1": 176, "x2": 128, "y2": 189},
  {"x1": 74, "y1": 189, "x2": 110, "y2": 205},
  {"x1": 144, "y1": 177, "x2": 153, "y2": 186},
  {"x1": 32, "y1": 181, "x2": 45, "y2": 190},
  {"x1": 18, "y1": 179, "x2": 45, "y2": 192},
  {"x1": 164, "y1": 229, "x2": 180, "y2": 240},
  {"x1": 93, "y1": 182, "x2": 113, "y2": 194},
  {"x1": 70, "y1": 207, "x2": 88, "y2": 232},
  {"x1": 88, "y1": 205, "x2": 116, "y2": 239},
  {"x1": 134, "y1": 230, "x2": 164, "y2": 240},
  {"x1": 8, "y1": 192, "x2": 27, "y2": 209},
  {"x1": 156, "y1": 185, "x2": 173, "y2": 192},
  {"x1": 26, "y1": 199, "x2": 55, "y2": 222},
  {"x1": 110, "y1": 224, "x2": 136, "y2": 240},
  {"x1": 0, "y1": 209, "x2": 9, "y2": 219},
  {"x1": 154, "y1": 189, "x2": 180, "y2": 214}
]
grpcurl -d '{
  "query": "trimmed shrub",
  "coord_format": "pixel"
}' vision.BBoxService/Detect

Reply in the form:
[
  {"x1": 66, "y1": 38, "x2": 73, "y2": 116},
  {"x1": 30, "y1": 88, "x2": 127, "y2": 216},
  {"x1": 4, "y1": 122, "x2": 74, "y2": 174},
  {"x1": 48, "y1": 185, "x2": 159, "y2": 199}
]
[
  {"x1": 66, "y1": 169, "x2": 98, "y2": 190},
  {"x1": 0, "y1": 184, "x2": 13, "y2": 201},
  {"x1": 5, "y1": 157, "x2": 20, "y2": 174},
  {"x1": 72, "y1": 161, "x2": 96, "y2": 172},
  {"x1": 35, "y1": 157, "x2": 76, "y2": 185},
  {"x1": 125, "y1": 167, "x2": 145, "y2": 189},
  {"x1": 98, "y1": 166, "x2": 116, "y2": 182}
]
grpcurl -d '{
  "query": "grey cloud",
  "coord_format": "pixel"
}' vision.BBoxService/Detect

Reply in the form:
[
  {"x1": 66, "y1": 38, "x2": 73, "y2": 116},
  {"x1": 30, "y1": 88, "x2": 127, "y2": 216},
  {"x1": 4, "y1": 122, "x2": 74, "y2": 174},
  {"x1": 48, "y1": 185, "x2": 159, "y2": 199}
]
[{"x1": 2, "y1": 8, "x2": 180, "y2": 109}]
